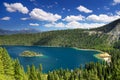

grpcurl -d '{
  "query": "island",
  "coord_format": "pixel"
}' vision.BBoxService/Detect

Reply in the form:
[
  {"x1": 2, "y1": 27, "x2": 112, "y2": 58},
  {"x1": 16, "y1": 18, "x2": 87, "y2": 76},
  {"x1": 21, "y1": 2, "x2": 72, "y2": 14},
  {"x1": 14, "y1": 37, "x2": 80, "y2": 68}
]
[{"x1": 19, "y1": 50, "x2": 43, "y2": 57}]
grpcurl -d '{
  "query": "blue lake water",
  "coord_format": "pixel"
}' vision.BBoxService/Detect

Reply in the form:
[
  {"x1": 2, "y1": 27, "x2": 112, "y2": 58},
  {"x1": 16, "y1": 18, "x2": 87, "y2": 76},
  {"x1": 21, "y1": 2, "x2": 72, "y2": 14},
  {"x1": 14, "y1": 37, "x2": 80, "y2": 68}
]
[{"x1": 2, "y1": 46, "x2": 101, "y2": 72}]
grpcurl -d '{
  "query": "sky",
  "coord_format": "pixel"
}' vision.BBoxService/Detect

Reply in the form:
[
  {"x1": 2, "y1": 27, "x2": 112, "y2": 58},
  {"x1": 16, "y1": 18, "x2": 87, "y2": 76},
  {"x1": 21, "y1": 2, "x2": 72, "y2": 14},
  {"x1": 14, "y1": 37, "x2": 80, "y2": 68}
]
[{"x1": 0, "y1": 0, "x2": 120, "y2": 31}]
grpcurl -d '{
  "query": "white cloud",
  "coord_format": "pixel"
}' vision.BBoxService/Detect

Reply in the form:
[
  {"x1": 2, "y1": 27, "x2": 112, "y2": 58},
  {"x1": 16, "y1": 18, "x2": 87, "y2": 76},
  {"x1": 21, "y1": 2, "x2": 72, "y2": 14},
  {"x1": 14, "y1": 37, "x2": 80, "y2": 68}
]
[
  {"x1": 66, "y1": 21, "x2": 81, "y2": 28},
  {"x1": 21, "y1": 18, "x2": 29, "y2": 20},
  {"x1": 44, "y1": 21, "x2": 105, "y2": 29},
  {"x1": 44, "y1": 22, "x2": 65, "y2": 28},
  {"x1": 87, "y1": 14, "x2": 120, "y2": 23},
  {"x1": 77, "y1": 5, "x2": 93, "y2": 13},
  {"x1": 4, "y1": 2, "x2": 29, "y2": 14},
  {"x1": 29, "y1": 8, "x2": 61, "y2": 22},
  {"x1": 29, "y1": 23, "x2": 39, "y2": 26},
  {"x1": 1, "y1": 16, "x2": 10, "y2": 20},
  {"x1": 113, "y1": 0, "x2": 120, "y2": 5},
  {"x1": 65, "y1": 21, "x2": 105, "y2": 29},
  {"x1": 116, "y1": 11, "x2": 120, "y2": 15},
  {"x1": 63, "y1": 15, "x2": 85, "y2": 22}
]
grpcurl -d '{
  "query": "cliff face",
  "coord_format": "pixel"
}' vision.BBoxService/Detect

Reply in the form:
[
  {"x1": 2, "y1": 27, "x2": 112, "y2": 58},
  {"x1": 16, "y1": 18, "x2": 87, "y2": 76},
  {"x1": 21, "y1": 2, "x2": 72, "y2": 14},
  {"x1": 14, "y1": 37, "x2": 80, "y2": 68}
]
[
  {"x1": 108, "y1": 23, "x2": 120, "y2": 44},
  {"x1": 92, "y1": 19, "x2": 120, "y2": 33},
  {"x1": 90, "y1": 19, "x2": 120, "y2": 44}
]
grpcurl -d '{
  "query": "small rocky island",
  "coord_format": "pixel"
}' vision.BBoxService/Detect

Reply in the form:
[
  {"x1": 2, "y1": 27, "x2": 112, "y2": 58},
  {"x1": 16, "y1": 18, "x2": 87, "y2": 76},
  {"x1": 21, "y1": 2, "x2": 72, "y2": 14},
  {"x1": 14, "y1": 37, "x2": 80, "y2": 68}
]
[{"x1": 19, "y1": 50, "x2": 43, "y2": 57}]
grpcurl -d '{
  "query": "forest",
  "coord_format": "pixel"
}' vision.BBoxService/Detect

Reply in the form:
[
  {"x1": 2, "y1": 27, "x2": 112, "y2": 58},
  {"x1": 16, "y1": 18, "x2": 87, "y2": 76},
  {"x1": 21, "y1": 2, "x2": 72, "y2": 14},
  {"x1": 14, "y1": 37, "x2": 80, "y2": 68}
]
[
  {"x1": 0, "y1": 29, "x2": 109, "y2": 49},
  {"x1": 0, "y1": 43, "x2": 120, "y2": 80},
  {"x1": 0, "y1": 28, "x2": 120, "y2": 80}
]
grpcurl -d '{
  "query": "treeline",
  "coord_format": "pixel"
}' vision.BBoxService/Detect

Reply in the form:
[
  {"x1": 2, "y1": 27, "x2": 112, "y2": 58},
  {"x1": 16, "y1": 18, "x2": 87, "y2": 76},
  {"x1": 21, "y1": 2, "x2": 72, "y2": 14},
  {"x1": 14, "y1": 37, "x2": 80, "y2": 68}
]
[
  {"x1": 0, "y1": 46, "x2": 120, "y2": 80},
  {"x1": 0, "y1": 29, "x2": 109, "y2": 49},
  {"x1": 0, "y1": 47, "x2": 46, "y2": 80}
]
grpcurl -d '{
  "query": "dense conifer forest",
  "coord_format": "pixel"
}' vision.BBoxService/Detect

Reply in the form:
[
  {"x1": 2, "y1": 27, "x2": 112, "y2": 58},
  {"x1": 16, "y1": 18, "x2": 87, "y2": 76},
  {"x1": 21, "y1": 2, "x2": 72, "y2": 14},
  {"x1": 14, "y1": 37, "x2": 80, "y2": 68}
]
[
  {"x1": 0, "y1": 43, "x2": 120, "y2": 80},
  {"x1": 0, "y1": 29, "x2": 109, "y2": 49},
  {"x1": 1, "y1": 19, "x2": 120, "y2": 79},
  {"x1": 0, "y1": 27, "x2": 120, "y2": 79}
]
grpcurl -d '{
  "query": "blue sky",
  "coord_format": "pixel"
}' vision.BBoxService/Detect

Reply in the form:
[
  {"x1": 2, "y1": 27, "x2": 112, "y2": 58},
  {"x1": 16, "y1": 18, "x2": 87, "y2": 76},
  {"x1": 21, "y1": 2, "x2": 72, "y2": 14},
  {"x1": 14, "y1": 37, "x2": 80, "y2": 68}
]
[{"x1": 0, "y1": 0, "x2": 120, "y2": 31}]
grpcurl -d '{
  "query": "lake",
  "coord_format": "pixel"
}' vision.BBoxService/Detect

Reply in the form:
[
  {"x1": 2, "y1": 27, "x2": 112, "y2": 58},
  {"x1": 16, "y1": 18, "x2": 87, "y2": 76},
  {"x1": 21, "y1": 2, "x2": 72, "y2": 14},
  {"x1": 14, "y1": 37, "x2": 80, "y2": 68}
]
[{"x1": 2, "y1": 45, "x2": 101, "y2": 72}]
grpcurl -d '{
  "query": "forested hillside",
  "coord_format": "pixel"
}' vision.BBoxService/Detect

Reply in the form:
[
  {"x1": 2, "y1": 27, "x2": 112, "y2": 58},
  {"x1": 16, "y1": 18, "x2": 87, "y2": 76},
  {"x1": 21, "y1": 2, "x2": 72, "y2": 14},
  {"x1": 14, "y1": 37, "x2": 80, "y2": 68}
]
[
  {"x1": 0, "y1": 29, "x2": 109, "y2": 49},
  {"x1": 91, "y1": 19, "x2": 120, "y2": 33},
  {"x1": 0, "y1": 19, "x2": 120, "y2": 80},
  {"x1": 0, "y1": 45, "x2": 120, "y2": 80},
  {"x1": 1, "y1": 19, "x2": 120, "y2": 49}
]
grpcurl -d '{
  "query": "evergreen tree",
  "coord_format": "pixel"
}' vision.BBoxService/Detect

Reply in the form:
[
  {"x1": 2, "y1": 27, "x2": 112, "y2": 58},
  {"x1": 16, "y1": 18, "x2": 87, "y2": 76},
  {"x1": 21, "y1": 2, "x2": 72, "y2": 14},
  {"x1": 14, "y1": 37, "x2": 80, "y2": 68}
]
[
  {"x1": 0, "y1": 48, "x2": 4, "y2": 74},
  {"x1": 39, "y1": 64, "x2": 42, "y2": 73},
  {"x1": 14, "y1": 59, "x2": 27, "y2": 80},
  {"x1": 0, "y1": 48, "x2": 6, "y2": 80},
  {"x1": 29, "y1": 64, "x2": 38, "y2": 80},
  {"x1": 1, "y1": 48, "x2": 14, "y2": 80}
]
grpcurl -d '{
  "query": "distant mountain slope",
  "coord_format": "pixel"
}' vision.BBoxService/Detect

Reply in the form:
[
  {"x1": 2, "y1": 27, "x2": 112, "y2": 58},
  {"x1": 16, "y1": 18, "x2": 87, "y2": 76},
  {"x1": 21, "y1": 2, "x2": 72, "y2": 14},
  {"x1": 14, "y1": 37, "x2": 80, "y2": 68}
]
[
  {"x1": 90, "y1": 19, "x2": 120, "y2": 44},
  {"x1": 1, "y1": 19, "x2": 120, "y2": 48},
  {"x1": 92, "y1": 19, "x2": 120, "y2": 33},
  {"x1": 0, "y1": 29, "x2": 13, "y2": 35},
  {"x1": 0, "y1": 29, "x2": 109, "y2": 49},
  {"x1": 0, "y1": 28, "x2": 41, "y2": 35}
]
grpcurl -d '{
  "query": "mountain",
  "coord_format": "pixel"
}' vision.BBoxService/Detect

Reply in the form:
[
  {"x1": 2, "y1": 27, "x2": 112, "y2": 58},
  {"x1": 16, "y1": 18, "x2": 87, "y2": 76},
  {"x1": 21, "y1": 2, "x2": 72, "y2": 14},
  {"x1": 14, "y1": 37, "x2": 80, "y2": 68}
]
[
  {"x1": 91, "y1": 18, "x2": 120, "y2": 33},
  {"x1": 0, "y1": 19, "x2": 120, "y2": 48},
  {"x1": 90, "y1": 19, "x2": 120, "y2": 44},
  {"x1": 0, "y1": 28, "x2": 41, "y2": 35}
]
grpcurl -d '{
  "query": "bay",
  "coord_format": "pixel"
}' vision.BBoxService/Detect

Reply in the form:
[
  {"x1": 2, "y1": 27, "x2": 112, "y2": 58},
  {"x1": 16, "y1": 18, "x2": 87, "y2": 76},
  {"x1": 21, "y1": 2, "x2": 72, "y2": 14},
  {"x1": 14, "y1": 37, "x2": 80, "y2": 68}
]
[{"x1": 2, "y1": 45, "x2": 101, "y2": 72}]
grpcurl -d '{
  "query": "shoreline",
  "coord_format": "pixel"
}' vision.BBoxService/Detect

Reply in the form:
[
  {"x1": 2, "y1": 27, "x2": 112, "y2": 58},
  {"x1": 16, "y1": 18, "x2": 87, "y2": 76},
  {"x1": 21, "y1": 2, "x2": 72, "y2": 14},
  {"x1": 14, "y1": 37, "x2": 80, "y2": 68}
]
[
  {"x1": 1, "y1": 45, "x2": 111, "y2": 62},
  {"x1": 72, "y1": 47, "x2": 111, "y2": 62},
  {"x1": 72, "y1": 47, "x2": 103, "y2": 53}
]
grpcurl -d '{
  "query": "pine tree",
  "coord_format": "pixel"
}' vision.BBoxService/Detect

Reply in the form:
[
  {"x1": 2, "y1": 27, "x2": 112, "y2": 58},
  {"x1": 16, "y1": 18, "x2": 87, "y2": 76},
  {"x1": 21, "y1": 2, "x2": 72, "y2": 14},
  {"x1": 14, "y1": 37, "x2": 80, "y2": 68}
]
[
  {"x1": 0, "y1": 48, "x2": 6, "y2": 80},
  {"x1": 1, "y1": 48, "x2": 14, "y2": 80},
  {"x1": 27, "y1": 65, "x2": 30, "y2": 78},
  {"x1": 39, "y1": 64, "x2": 42, "y2": 73},
  {"x1": 36, "y1": 64, "x2": 43, "y2": 80},
  {"x1": 0, "y1": 49, "x2": 4, "y2": 74},
  {"x1": 29, "y1": 64, "x2": 38, "y2": 80},
  {"x1": 14, "y1": 59, "x2": 27, "y2": 80}
]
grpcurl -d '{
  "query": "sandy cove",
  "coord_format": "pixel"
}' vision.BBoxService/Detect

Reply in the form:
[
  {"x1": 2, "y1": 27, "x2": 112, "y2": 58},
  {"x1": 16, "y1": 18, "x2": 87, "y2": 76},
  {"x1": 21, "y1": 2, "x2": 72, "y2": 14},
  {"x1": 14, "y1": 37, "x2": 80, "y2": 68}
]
[
  {"x1": 95, "y1": 52, "x2": 111, "y2": 63},
  {"x1": 73, "y1": 47, "x2": 111, "y2": 63}
]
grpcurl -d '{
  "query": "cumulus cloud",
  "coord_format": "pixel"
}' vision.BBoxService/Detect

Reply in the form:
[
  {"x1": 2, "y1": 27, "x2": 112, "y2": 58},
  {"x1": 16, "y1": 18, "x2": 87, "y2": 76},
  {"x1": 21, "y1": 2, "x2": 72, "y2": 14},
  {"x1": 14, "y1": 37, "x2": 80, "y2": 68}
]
[
  {"x1": 3, "y1": 2, "x2": 29, "y2": 14},
  {"x1": 1, "y1": 16, "x2": 10, "y2": 20},
  {"x1": 65, "y1": 21, "x2": 105, "y2": 29},
  {"x1": 29, "y1": 8, "x2": 61, "y2": 22},
  {"x1": 77, "y1": 5, "x2": 93, "y2": 13},
  {"x1": 44, "y1": 22, "x2": 65, "y2": 28},
  {"x1": 116, "y1": 11, "x2": 120, "y2": 15},
  {"x1": 21, "y1": 18, "x2": 29, "y2": 20},
  {"x1": 113, "y1": 0, "x2": 120, "y2": 5},
  {"x1": 63, "y1": 15, "x2": 85, "y2": 22},
  {"x1": 29, "y1": 23, "x2": 39, "y2": 26},
  {"x1": 87, "y1": 14, "x2": 120, "y2": 23},
  {"x1": 44, "y1": 21, "x2": 105, "y2": 29}
]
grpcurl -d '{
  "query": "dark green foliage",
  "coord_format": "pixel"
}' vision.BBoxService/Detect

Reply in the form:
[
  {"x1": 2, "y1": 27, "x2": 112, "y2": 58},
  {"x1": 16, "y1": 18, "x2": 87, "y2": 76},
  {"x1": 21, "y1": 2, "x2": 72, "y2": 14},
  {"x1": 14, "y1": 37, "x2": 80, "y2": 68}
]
[
  {"x1": 28, "y1": 64, "x2": 38, "y2": 80},
  {"x1": 113, "y1": 40, "x2": 120, "y2": 49},
  {"x1": 14, "y1": 59, "x2": 27, "y2": 80},
  {"x1": 0, "y1": 45, "x2": 120, "y2": 80},
  {"x1": 0, "y1": 29, "x2": 109, "y2": 49},
  {"x1": 0, "y1": 30, "x2": 120, "y2": 80},
  {"x1": 1, "y1": 48, "x2": 14, "y2": 80},
  {"x1": 0, "y1": 48, "x2": 4, "y2": 75}
]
